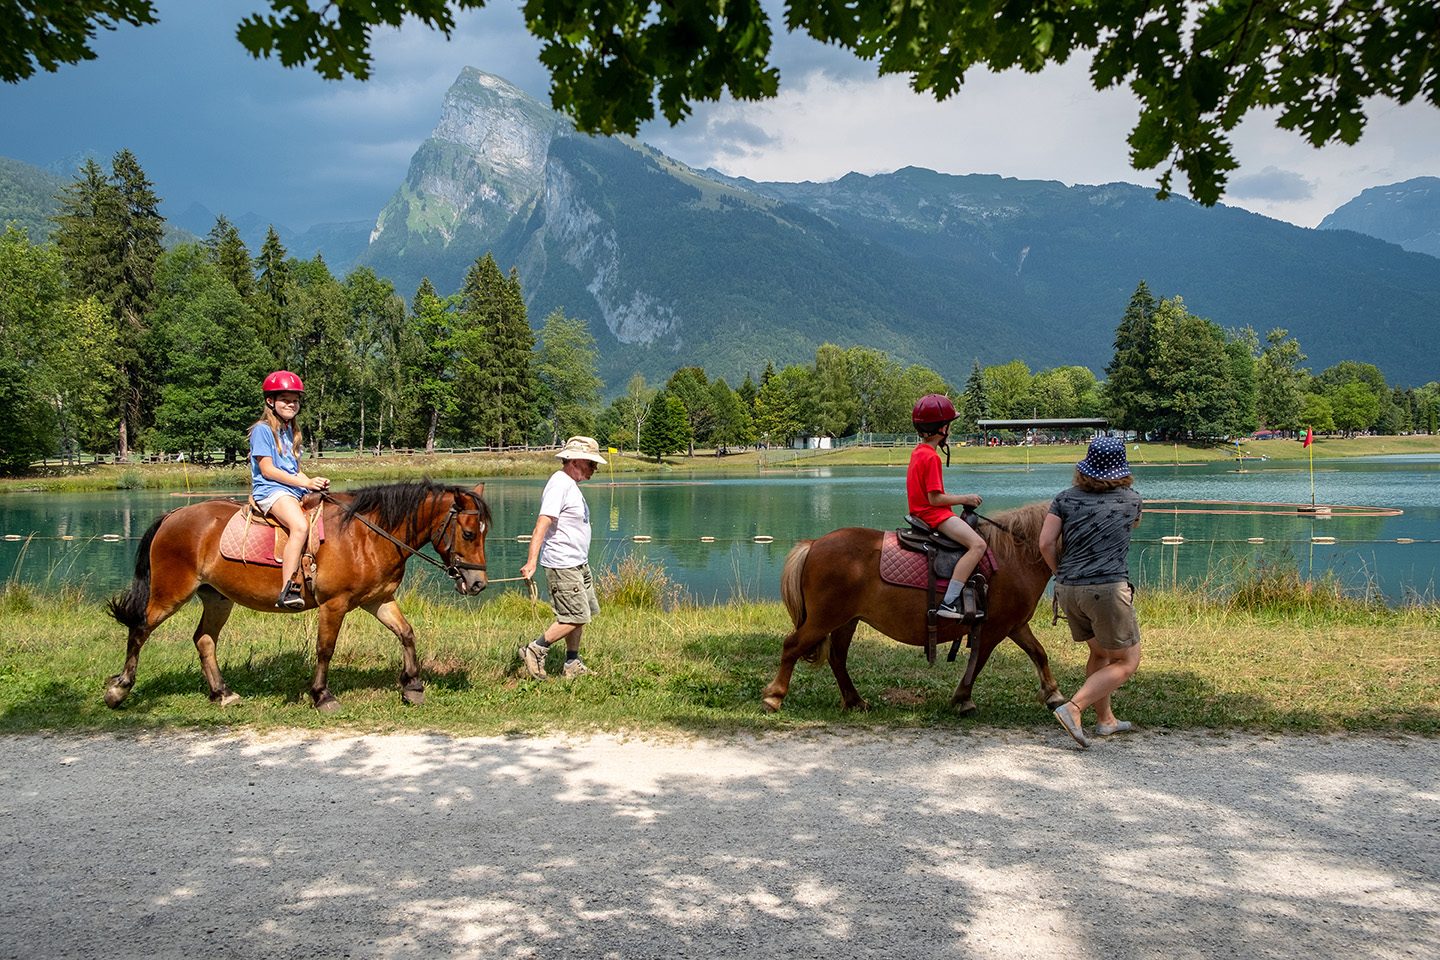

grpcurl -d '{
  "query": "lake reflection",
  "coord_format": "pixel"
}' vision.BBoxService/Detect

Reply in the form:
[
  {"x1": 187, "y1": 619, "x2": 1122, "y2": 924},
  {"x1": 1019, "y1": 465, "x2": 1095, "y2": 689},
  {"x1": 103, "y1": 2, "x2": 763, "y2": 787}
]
[{"x1": 1, "y1": 456, "x2": 1436, "y2": 604}]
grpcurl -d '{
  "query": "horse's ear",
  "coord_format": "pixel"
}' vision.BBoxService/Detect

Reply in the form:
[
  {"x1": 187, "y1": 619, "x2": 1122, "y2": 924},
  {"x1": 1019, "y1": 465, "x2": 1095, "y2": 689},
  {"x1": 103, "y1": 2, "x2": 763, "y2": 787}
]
[{"x1": 471, "y1": 483, "x2": 485, "y2": 499}]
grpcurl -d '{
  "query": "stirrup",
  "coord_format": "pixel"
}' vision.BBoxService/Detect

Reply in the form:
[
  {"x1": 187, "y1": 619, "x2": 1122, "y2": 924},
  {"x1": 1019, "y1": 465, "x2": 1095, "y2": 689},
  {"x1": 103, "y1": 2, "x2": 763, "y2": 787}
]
[{"x1": 276, "y1": 580, "x2": 306, "y2": 610}]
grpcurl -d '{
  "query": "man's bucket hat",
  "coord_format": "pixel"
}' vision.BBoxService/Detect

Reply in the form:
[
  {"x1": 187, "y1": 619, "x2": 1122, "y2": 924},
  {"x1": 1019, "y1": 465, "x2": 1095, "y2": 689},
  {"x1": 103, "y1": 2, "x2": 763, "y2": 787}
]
[{"x1": 556, "y1": 436, "x2": 607, "y2": 464}]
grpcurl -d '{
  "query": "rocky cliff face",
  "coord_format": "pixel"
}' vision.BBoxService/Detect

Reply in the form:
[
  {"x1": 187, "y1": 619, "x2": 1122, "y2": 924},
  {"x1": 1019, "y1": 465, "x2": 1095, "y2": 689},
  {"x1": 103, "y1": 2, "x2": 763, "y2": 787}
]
[{"x1": 368, "y1": 69, "x2": 562, "y2": 251}]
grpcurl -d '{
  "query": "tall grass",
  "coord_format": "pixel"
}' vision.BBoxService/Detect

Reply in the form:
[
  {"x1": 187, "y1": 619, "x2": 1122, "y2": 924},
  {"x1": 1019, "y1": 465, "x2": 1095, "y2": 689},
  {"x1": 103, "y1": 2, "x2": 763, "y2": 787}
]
[{"x1": 1, "y1": 567, "x2": 1436, "y2": 737}]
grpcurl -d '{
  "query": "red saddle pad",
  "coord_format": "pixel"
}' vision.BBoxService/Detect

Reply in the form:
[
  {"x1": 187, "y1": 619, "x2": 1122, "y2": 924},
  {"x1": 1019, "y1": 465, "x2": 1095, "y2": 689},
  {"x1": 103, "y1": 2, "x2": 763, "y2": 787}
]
[
  {"x1": 218, "y1": 506, "x2": 325, "y2": 567},
  {"x1": 878, "y1": 531, "x2": 997, "y2": 591}
]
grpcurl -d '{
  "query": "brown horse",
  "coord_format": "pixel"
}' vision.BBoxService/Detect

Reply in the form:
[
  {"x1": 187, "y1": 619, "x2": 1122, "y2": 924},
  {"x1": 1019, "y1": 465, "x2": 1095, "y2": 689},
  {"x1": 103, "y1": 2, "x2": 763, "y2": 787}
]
[
  {"x1": 761, "y1": 501, "x2": 1066, "y2": 715},
  {"x1": 105, "y1": 480, "x2": 490, "y2": 712}
]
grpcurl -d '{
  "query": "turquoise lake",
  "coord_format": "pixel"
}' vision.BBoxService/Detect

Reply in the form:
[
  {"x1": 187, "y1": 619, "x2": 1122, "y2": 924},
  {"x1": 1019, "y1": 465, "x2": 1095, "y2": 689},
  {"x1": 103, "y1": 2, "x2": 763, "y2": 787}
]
[{"x1": 2, "y1": 456, "x2": 1437, "y2": 604}]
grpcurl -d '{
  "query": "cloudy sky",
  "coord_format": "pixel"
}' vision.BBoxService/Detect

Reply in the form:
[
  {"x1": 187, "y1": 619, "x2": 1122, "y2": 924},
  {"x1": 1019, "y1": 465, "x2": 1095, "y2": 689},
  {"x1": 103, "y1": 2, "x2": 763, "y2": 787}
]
[{"x1": 3, "y1": 0, "x2": 1437, "y2": 231}]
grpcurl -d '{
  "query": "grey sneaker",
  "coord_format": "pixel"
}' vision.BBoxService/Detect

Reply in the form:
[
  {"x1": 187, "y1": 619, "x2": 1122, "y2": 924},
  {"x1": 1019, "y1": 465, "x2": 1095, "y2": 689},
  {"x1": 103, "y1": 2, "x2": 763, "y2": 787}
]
[
  {"x1": 518, "y1": 642, "x2": 549, "y2": 680},
  {"x1": 562, "y1": 658, "x2": 593, "y2": 679}
]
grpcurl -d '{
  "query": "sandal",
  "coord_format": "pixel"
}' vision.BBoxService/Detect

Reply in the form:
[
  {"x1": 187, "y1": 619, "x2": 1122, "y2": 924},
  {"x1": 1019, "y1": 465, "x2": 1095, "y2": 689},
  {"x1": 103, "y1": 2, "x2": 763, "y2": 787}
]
[{"x1": 276, "y1": 580, "x2": 306, "y2": 610}]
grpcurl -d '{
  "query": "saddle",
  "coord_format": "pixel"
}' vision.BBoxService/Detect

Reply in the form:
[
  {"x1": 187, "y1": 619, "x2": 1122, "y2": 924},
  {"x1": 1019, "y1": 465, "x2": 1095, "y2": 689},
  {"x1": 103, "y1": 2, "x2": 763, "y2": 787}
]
[
  {"x1": 885, "y1": 510, "x2": 996, "y2": 665},
  {"x1": 218, "y1": 494, "x2": 327, "y2": 590}
]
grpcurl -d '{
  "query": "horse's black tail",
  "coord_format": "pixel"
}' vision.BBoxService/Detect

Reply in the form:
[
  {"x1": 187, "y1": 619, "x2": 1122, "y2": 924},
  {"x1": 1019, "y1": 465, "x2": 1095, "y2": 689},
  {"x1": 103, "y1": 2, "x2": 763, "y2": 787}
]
[{"x1": 106, "y1": 514, "x2": 168, "y2": 630}]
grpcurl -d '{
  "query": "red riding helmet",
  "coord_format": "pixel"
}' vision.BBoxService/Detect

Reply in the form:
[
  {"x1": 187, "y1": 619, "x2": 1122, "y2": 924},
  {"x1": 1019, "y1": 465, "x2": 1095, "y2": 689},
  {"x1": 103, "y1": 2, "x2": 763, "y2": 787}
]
[
  {"x1": 912, "y1": 393, "x2": 957, "y2": 427},
  {"x1": 262, "y1": 370, "x2": 305, "y2": 395}
]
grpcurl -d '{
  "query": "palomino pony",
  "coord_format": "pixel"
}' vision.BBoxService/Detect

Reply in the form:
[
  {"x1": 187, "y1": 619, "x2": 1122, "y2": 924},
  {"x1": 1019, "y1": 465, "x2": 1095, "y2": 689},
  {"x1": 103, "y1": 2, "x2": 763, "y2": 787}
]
[
  {"x1": 761, "y1": 501, "x2": 1066, "y2": 715},
  {"x1": 105, "y1": 480, "x2": 490, "y2": 712}
]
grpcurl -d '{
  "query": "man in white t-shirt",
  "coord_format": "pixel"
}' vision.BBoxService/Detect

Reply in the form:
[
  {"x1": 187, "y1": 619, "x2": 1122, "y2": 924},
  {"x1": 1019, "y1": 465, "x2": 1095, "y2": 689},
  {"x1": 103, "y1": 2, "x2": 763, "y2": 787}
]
[{"x1": 518, "y1": 436, "x2": 607, "y2": 679}]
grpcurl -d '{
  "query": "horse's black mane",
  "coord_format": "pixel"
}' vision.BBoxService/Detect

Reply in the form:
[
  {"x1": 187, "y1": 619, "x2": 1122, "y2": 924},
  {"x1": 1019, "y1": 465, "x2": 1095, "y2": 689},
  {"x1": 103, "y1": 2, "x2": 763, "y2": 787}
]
[{"x1": 340, "y1": 479, "x2": 490, "y2": 537}]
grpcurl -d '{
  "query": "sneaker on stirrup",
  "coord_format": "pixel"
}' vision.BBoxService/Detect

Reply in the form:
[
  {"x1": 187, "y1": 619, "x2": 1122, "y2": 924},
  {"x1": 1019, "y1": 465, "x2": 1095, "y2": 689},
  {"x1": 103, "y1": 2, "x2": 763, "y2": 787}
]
[
  {"x1": 936, "y1": 600, "x2": 963, "y2": 619},
  {"x1": 276, "y1": 580, "x2": 306, "y2": 611}
]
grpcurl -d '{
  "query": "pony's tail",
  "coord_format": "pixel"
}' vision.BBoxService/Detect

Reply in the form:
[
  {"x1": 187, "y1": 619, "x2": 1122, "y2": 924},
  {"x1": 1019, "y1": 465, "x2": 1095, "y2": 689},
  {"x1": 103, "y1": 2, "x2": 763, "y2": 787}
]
[
  {"x1": 106, "y1": 515, "x2": 167, "y2": 630},
  {"x1": 780, "y1": 540, "x2": 811, "y2": 628}
]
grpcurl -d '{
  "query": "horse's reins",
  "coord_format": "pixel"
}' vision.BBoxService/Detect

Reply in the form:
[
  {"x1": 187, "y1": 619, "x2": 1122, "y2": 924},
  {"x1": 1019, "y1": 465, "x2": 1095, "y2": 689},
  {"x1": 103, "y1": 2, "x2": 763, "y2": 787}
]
[{"x1": 321, "y1": 492, "x2": 487, "y2": 588}]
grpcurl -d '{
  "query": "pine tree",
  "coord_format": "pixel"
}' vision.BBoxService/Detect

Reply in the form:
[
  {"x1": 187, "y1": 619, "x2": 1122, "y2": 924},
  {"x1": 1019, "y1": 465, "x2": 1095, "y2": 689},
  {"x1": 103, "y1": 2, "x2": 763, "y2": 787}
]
[
  {"x1": 639, "y1": 390, "x2": 690, "y2": 461},
  {"x1": 253, "y1": 226, "x2": 292, "y2": 366},
  {"x1": 666, "y1": 366, "x2": 711, "y2": 454},
  {"x1": 410, "y1": 278, "x2": 457, "y2": 453},
  {"x1": 959, "y1": 359, "x2": 988, "y2": 434},
  {"x1": 52, "y1": 151, "x2": 163, "y2": 460},
  {"x1": 454, "y1": 254, "x2": 536, "y2": 446},
  {"x1": 205, "y1": 215, "x2": 254, "y2": 299},
  {"x1": 1104, "y1": 280, "x2": 1159, "y2": 434}
]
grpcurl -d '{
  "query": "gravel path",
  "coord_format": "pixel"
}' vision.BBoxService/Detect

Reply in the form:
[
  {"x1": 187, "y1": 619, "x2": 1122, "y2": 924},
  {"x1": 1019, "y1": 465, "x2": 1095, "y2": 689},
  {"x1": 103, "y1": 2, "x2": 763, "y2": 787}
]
[{"x1": 3, "y1": 729, "x2": 1437, "y2": 959}]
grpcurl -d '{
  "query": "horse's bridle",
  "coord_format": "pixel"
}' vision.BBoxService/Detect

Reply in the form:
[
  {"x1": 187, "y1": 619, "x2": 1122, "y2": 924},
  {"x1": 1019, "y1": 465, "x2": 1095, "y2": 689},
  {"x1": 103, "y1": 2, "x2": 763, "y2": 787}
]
[{"x1": 327, "y1": 493, "x2": 487, "y2": 589}]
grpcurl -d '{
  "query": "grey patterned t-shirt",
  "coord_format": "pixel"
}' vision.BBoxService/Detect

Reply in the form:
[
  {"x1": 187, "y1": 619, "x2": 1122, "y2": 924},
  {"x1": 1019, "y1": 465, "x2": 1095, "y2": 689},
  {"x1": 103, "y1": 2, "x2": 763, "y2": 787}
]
[{"x1": 1048, "y1": 486, "x2": 1143, "y2": 585}]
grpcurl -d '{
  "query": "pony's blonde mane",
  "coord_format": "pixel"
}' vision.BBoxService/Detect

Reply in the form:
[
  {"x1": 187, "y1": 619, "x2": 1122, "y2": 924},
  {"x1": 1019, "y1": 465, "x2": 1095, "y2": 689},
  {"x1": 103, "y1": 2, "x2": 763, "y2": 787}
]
[{"x1": 980, "y1": 501, "x2": 1048, "y2": 566}]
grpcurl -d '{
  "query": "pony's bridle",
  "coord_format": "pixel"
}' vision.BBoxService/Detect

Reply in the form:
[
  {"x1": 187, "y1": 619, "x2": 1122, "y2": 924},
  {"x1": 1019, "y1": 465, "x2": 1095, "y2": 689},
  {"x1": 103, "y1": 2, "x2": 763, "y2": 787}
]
[
  {"x1": 430, "y1": 500, "x2": 488, "y2": 585},
  {"x1": 330, "y1": 494, "x2": 487, "y2": 589}
]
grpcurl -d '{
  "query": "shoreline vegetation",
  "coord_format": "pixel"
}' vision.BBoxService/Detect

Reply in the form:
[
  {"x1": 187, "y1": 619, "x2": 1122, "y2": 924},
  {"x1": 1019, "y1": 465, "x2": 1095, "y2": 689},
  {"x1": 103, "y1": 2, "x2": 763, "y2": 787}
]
[
  {"x1": 1, "y1": 561, "x2": 1436, "y2": 737},
  {"x1": 7, "y1": 433, "x2": 1440, "y2": 494}
]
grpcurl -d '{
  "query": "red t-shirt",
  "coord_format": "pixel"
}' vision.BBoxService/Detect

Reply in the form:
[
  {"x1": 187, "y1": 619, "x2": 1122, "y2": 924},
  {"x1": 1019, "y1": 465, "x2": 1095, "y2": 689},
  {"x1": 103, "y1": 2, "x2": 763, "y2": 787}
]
[{"x1": 907, "y1": 442, "x2": 953, "y2": 527}]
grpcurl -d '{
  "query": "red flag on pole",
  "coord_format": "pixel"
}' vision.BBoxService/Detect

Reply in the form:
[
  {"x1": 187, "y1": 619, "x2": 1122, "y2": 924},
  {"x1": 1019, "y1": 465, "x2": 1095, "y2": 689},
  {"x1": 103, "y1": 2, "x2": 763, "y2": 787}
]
[{"x1": 1303, "y1": 427, "x2": 1313, "y2": 447}]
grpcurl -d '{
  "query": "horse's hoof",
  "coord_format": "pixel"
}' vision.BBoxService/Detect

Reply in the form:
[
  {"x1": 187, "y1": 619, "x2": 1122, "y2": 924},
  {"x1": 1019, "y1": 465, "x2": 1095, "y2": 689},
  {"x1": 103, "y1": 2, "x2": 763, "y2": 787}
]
[
  {"x1": 761, "y1": 696, "x2": 783, "y2": 713},
  {"x1": 314, "y1": 693, "x2": 342, "y2": 714},
  {"x1": 214, "y1": 690, "x2": 242, "y2": 708},
  {"x1": 841, "y1": 699, "x2": 870, "y2": 712},
  {"x1": 1042, "y1": 691, "x2": 1067, "y2": 710},
  {"x1": 401, "y1": 686, "x2": 425, "y2": 706},
  {"x1": 103, "y1": 678, "x2": 132, "y2": 709},
  {"x1": 954, "y1": 699, "x2": 978, "y2": 716}
]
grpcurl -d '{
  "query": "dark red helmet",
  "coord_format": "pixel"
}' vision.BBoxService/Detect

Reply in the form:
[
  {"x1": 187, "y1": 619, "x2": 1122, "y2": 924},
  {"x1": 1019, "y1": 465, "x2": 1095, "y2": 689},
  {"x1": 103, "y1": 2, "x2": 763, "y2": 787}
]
[
  {"x1": 912, "y1": 393, "x2": 957, "y2": 427},
  {"x1": 262, "y1": 370, "x2": 304, "y2": 395}
]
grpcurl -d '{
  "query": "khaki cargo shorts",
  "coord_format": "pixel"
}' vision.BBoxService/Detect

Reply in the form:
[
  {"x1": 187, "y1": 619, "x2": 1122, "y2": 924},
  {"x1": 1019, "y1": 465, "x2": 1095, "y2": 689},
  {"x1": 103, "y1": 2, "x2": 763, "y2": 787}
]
[
  {"x1": 545, "y1": 563, "x2": 600, "y2": 625},
  {"x1": 1055, "y1": 581, "x2": 1140, "y2": 650}
]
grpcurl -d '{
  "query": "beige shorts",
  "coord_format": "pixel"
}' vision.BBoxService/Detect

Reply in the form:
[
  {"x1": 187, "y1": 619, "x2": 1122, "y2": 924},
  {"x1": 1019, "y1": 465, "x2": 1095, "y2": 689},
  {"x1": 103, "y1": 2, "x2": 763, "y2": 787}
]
[
  {"x1": 545, "y1": 563, "x2": 600, "y2": 624},
  {"x1": 1055, "y1": 581, "x2": 1140, "y2": 650}
]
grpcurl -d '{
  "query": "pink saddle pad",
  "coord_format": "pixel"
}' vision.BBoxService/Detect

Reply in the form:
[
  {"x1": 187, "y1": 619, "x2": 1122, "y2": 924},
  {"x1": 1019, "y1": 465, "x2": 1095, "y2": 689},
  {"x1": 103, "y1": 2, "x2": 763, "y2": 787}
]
[
  {"x1": 878, "y1": 531, "x2": 997, "y2": 591},
  {"x1": 218, "y1": 506, "x2": 325, "y2": 566}
]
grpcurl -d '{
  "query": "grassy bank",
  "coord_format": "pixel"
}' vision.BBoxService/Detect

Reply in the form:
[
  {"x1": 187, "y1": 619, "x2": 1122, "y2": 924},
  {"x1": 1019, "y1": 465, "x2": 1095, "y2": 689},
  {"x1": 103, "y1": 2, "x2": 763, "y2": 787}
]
[
  {"x1": 9, "y1": 434, "x2": 1439, "y2": 494},
  {"x1": 2, "y1": 567, "x2": 1436, "y2": 737}
]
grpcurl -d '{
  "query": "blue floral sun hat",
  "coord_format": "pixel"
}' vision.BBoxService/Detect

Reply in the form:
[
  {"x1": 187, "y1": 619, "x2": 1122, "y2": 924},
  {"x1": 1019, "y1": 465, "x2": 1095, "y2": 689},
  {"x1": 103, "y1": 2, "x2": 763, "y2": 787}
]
[{"x1": 1077, "y1": 436, "x2": 1131, "y2": 480}]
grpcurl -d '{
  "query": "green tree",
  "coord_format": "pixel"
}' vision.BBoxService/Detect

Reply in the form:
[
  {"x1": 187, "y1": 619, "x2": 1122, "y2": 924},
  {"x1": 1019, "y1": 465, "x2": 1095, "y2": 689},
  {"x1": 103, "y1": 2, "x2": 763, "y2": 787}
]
[
  {"x1": 205, "y1": 215, "x2": 254, "y2": 299},
  {"x1": 288, "y1": 255, "x2": 350, "y2": 452},
  {"x1": 253, "y1": 226, "x2": 292, "y2": 366},
  {"x1": 958, "y1": 358, "x2": 988, "y2": 434},
  {"x1": 599, "y1": 373, "x2": 656, "y2": 452},
  {"x1": 534, "y1": 309, "x2": 602, "y2": 444},
  {"x1": 1147, "y1": 297, "x2": 1235, "y2": 438},
  {"x1": 343, "y1": 266, "x2": 405, "y2": 451},
  {"x1": 148, "y1": 245, "x2": 272, "y2": 460},
  {"x1": 22, "y1": 2, "x2": 1433, "y2": 203},
  {"x1": 666, "y1": 365, "x2": 712, "y2": 455},
  {"x1": 706, "y1": 378, "x2": 755, "y2": 453},
  {"x1": 52, "y1": 151, "x2": 162, "y2": 460},
  {"x1": 1413, "y1": 382, "x2": 1440, "y2": 435},
  {"x1": 639, "y1": 390, "x2": 690, "y2": 461},
  {"x1": 1104, "y1": 280, "x2": 1158, "y2": 432},
  {"x1": 1255, "y1": 328, "x2": 1308, "y2": 433},
  {"x1": 454, "y1": 254, "x2": 535, "y2": 447},
  {"x1": 753, "y1": 364, "x2": 813, "y2": 447},
  {"x1": 981, "y1": 360, "x2": 1033, "y2": 420},
  {"x1": 1328, "y1": 380, "x2": 1381, "y2": 436},
  {"x1": 844, "y1": 346, "x2": 902, "y2": 436},
  {"x1": 409, "y1": 278, "x2": 459, "y2": 453},
  {"x1": 1301, "y1": 393, "x2": 1336, "y2": 436},
  {"x1": 0, "y1": 225, "x2": 63, "y2": 466},
  {"x1": 811, "y1": 343, "x2": 856, "y2": 437}
]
